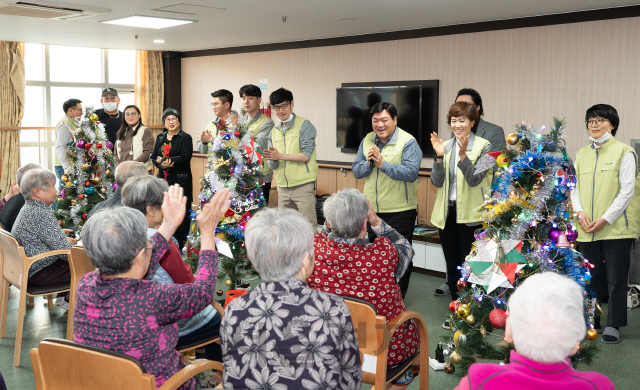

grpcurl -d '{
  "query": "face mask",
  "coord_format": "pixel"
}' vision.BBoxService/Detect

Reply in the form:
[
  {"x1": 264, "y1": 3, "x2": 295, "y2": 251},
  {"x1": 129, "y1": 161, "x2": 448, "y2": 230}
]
[
  {"x1": 283, "y1": 114, "x2": 294, "y2": 123},
  {"x1": 103, "y1": 102, "x2": 118, "y2": 112},
  {"x1": 589, "y1": 131, "x2": 613, "y2": 144}
]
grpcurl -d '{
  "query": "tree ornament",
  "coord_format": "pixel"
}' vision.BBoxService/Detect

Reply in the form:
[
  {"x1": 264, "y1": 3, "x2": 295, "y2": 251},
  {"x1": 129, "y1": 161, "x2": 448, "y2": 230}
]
[
  {"x1": 106, "y1": 141, "x2": 113, "y2": 150},
  {"x1": 495, "y1": 171, "x2": 502, "y2": 177},
  {"x1": 586, "y1": 328, "x2": 598, "y2": 341},
  {"x1": 96, "y1": 142, "x2": 103, "y2": 149},
  {"x1": 444, "y1": 363, "x2": 455, "y2": 374},
  {"x1": 84, "y1": 143, "x2": 92, "y2": 149},
  {"x1": 449, "y1": 300, "x2": 461, "y2": 313},
  {"x1": 85, "y1": 186, "x2": 96, "y2": 194},
  {"x1": 90, "y1": 113, "x2": 99, "y2": 122},
  {"x1": 66, "y1": 181, "x2": 73, "y2": 188},
  {"x1": 453, "y1": 330, "x2": 465, "y2": 345},
  {"x1": 58, "y1": 220, "x2": 63, "y2": 226},
  {"x1": 496, "y1": 154, "x2": 510, "y2": 168},
  {"x1": 61, "y1": 175, "x2": 69, "y2": 183},
  {"x1": 511, "y1": 216, "x2": 519, "y2": 223},
  {"x1": 489, "y1": 309, "x2": 507, "y2": 328},
  {"x1": 81, "y1": 214, "x2": 87, "y2": 220},
  {"x1": 571, "y1": 211, "x2": 579, "y2": 219},
  {"x1": 457, "y1": 280, "x2": 467, "y2": 292},
  {"x1": 71, "y1": 199, "x2": 77, "y2": 206},
  {"x1": 466, "y1": 315, "x2": 475, "y2": 325},
  {"x1": 457, "y1": 304, "x2": 470, "y2": 320},
  {"x1": 100, "y1": 187, "x2": 107, "y2": 194},
  {"x1": 225, "y1": 279, "x2": 232, "y2": 286},
  {"x1": 449, "y1": 351, "x2": 463, "y2": 364},
  {"x1": 506, "y1": 133, "x2": 519, "y2": 145},
  {"x1": 234, "y1": 130, "x2": 241, "y2": 138},
  {"x1": 106, "y1": 168, "x2": 112, "y2": 176},
  {"x1": 93, "y1": 176, "x2": 101, "y2": 184},
  {"x1": 480, "y1": 326, "x2": 487, "y2": 338},
  {"x1": 84, "y1": 180, "x2": 91, "y2": 187},
  {"x1": 216, "y1": 288, "x2": 223, "y2": 296},
  {"x1": 82, "y1": 163, "x2": 91, "y2": 171},
  {"x1": 77, "y1": 139, "x2": 85, "y2": 148},
  {"x1": 566, "y1": 229, "x2": 578, "y2": 242},
  {"x1": 78, "y1": 194, "x2": 85, "y2": 200},
  {"x1": 113, "y1": 183, "x2": 117, "y2": 190},
  {"x1": 548, "y1": 227, "x2": 562, "y2": 243},
  {"x1": 225, "y1": 208, "x2": 236, "y2": 217}
]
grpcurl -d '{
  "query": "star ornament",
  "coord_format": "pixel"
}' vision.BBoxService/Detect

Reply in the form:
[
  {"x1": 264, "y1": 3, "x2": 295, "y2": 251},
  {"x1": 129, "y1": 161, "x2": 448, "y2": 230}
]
[{"x1": 466, "y1": 239, "x2": 527, "y2": 293}]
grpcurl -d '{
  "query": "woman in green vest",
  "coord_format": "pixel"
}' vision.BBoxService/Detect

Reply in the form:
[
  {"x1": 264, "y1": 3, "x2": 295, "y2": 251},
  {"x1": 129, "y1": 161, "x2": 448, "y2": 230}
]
[
  {"x1": 573, "y1": 104, "x2": 640, "y2": 344},
  {"x1": 430, "y1": 102, "x2": 494, "y2": 303}
]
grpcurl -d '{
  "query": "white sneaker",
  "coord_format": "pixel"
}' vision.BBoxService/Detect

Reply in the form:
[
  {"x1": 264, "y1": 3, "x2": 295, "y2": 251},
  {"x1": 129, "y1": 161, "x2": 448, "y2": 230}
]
[{"x1": 55, "y1": 296, "x2": 69, "y2": 311}]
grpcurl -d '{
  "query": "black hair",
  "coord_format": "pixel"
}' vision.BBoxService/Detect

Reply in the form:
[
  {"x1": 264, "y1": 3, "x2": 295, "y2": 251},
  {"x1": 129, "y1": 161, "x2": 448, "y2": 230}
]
[
  {"x1": 585, "y1": 104, "x2": 619, "y2": 136},
  {"x1": 211, "y1": 89, "x2": 233, "y2": 108},
  {"x1": 63, "y1": 99, "x2": 82, "y2": 114},
  {"x1": 269, "y1": 88, "x2": 294, "y2": 106},
  {"x1": 456, "y1": 88, "x2": 484, "y2": 117},
  {"x1": 369, "y1": 102, "x2": 397, "y2": 120},
  {"x1": 116, "y1": 105, "x2": 144, "y2": 141},
  {"x1": 239, "y1": 84, "x2": 261, "y2": 98}
]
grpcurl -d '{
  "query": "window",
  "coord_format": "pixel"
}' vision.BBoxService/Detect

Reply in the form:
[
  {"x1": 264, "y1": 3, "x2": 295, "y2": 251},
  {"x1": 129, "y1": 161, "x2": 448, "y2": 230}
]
[{"x1": 22, "y1": 43, "x2": 136, "y2": 170}]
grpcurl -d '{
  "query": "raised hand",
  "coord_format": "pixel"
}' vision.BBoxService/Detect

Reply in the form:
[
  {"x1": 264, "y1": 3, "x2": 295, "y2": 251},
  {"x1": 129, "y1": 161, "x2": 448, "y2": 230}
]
[
  {"x1": 263, "y1": 146, "x2": 281, "y2": 161},
  {"x1": 158, "y1": 184, "x2": 187, "y2": 241},
  {"x1": 200, "y1": 129, "x2": 213, "y2": 143},
  {"x1": 229, "y1": 112, "x2": 239, "y2": 128},
  {"x1": 430, "y1": 132, "x2": 445, "y2": 156},
  {"x1": 368, "y1": 146, "x2": 384, "y2": 169},
  {"x1": 458, "y1": 133, "x2": 469, "y2": 160},
  {"x1": 366, "y1": 200, "x2": 382, "y2": 228},
  {"x1": 198, "y1": 189, "x2": 231, "y2": 251}
]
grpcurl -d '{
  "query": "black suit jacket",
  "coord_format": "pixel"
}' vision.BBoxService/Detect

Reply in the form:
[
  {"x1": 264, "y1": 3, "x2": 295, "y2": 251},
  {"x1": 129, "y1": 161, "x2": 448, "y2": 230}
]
[{"x1": 151, "y1": 130, "x2": 194, "y2": 202}]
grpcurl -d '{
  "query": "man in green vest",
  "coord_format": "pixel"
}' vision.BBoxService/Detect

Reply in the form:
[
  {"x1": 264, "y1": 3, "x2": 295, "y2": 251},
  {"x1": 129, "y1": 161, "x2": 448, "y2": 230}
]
[
  {"x1": 239, "y1": 84, "x2": 275, "y2": 204},
  {"x1": 196, "y1": 89, "x2": 238, "y2": 153},
  {"x1": 55, "y1": 98, "x2": 82, "y2": 187},
  {"x1": 352, "y1": 102, "x2": 422, "y2": 298},
  {"x1": 263, "y1": 88, "x2": 318, "y2": 226}
]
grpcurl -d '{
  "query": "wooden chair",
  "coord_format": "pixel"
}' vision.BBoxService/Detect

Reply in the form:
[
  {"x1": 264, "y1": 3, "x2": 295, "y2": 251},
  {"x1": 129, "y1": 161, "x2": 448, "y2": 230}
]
[
  {"x1": 66, "y1": 246, "x2": 96, "y2": 340},
  {"x1": 31, "y1": 338, "x2": 223, "y2": 390},
  {"x1": 0, "y1": 229, "x2": 71, "y2": 366},
  {"x1": 176, "y1": 300, "x2": 225, "y2": 362},
  {"x1": 343, "y1": 296, "x2": 429, "y2": 389}
]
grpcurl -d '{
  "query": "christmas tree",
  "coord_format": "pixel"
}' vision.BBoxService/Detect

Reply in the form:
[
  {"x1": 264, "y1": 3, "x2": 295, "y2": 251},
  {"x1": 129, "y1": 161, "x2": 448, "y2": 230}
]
[
  {"x1": 184, "y1": 112, "x2": 266, "y2": 290},
  {"x1": 54, "y1": 107, "x2": 116, "y2": 231},
  {"x1": 442, "y1": 119, "x2": 599, "y2": 375}
]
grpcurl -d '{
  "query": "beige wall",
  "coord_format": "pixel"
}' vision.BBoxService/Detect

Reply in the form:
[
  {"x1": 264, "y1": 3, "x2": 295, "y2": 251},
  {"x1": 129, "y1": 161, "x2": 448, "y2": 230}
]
[{"x1": 182, "y1": 17, "x2": 640, "y2": 167}]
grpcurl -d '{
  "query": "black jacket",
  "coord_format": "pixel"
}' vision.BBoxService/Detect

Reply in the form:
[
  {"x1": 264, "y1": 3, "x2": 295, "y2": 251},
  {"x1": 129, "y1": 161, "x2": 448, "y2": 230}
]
[
  {"x1": 0, "y1": 193, "x2": 25, "y2": 232},
  {"x1": 151, "y1": 130, "x2": 194, "y2": 202}
]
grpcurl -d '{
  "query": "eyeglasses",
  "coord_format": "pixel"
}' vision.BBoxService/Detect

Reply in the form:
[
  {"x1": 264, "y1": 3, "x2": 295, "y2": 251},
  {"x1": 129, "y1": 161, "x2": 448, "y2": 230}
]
[
  {"x1": 272, "y1": 102, "x2": 290, "y2": 111},
  {"x1": 586, "y1": 118, "x2": 609, "y2": 127},
  {"x1": 125, "y1": 112, "x2": 139, "y2": 117},
  {"x1": 72, "y1": 107, "x2": 83, "y2": 112},
  {"x1": 165, "y1": 116, "x2": 179, "y2": 123}
]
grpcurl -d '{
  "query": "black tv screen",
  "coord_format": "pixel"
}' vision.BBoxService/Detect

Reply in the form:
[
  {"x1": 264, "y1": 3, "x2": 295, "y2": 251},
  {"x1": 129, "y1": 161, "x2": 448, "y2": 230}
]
[{"x1": 337, "y1": 80, "x2": 439, "y2": 158}]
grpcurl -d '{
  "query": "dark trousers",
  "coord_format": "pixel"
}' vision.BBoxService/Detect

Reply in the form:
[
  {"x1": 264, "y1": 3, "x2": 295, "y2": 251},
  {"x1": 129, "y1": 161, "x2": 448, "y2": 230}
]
[
  {"x1": 439, "y1": 204, "x2": 478, "y2": 301},
  {"x1": 368, "y1": 209, "x2": 417, "y2": 299},
  {"x1": 263, "y1": 182, "x2": 271, "y2": 205},
  {"x1": 28, "y1": 259, "x2": 71, "y2": 286},
  {"x1": 178, "y1": 313, "x2": 222, "y2": 361},
  {"x1": 579, "y1": 239, "x2": 633, "y2": 328},
  {"x1": 174, "y1": 196, "x2": 193, "y2": 249}
]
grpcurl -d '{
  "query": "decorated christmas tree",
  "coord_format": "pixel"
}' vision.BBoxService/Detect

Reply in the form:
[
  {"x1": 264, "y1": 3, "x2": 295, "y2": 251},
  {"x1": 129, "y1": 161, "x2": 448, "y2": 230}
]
[
  {"x1": 442, "y1": 119, "x2": 599, "y2": 375},
  {"x1": 54, "y1": 108, "x2": 116, "y2": 231},
  {"x1": 184, "y1": 112, "x2": 266, "y2": 290}
]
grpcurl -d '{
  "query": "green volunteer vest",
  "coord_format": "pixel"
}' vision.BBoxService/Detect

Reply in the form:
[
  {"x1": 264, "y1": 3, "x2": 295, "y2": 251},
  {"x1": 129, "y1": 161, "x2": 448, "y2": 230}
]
[
  {"x1": 54, "y1": 115, "x2": 78, "y2": 167},
  {"x1": 271, "y1": 115, "x2": 318, "y2": 188},
  {"x1": 247, "y1": 113, "x2": 273, "y2": 178},
  {"x1": 362, "y1": 128, "x2": 418, "y2": 213},
  {"x1": 430, "y1": 135, "x2": 493, "y2": 229},
  {"x1": 576, "y1": 137, "x2": 640, "y2": 242}
]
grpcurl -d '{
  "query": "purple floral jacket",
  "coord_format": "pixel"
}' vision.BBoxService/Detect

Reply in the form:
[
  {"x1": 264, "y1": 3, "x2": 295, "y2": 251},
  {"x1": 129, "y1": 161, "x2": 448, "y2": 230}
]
[{"x1": 73, "y1": 232, "x2": 218, "y2": 389}]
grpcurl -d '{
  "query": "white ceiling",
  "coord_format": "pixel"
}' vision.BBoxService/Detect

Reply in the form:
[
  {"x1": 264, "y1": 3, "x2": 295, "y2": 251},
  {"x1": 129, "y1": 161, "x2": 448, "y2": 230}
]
[{"x1": 1, "y1": 0, "x2": 639, "y2": 52}]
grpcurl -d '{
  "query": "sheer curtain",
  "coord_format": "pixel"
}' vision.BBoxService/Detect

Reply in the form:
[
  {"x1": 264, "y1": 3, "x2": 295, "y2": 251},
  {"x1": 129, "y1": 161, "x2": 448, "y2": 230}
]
[{"x1": 0, "y1": 41, "x2": 25, "y2": 194}]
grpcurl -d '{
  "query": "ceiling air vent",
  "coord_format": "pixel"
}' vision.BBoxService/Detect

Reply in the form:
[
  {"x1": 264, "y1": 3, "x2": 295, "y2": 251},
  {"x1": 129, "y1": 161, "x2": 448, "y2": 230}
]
[{"x1": 0, "y1": 1, "x2": 109, "y2": 20}]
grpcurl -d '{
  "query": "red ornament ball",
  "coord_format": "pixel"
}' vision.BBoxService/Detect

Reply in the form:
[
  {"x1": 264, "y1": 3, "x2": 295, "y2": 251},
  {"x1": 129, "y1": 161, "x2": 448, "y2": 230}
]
[
  {"x1": 225, "y1": 208, "x2": 236, "y2": 217},
  {"x1": 457, "y1": 280, "x2": 467, "y2": 292},
  {"x1": 84, "y1": 180, "x2": 91, "y2": 187},
  {"x1": 448, "y1": 300, "x2": 462, "y2": 313},
  {"x1": 96, "y1": 142, "x2": 103, "y2": 149},
  {"x1": 234, "y1": 131, "x2": 241, "y2": 138},
  {"x1": 58, "y1": 220, "x2": 63, "y2": 226},
  {"x1": 489, "y1": 309, "x2": 508, "y2": 328},
  {"x1": 78, "y1": 194, "x2": 85, "y2": 200},
  {"x1": 84, "y1": 143, "x2": 92, "y2": 149}
]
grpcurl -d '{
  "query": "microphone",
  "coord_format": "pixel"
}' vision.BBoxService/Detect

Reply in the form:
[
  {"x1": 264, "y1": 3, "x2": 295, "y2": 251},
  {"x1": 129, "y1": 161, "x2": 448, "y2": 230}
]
[{"x1": 369, "y1": 137, "x2": 381, "y2": 168}]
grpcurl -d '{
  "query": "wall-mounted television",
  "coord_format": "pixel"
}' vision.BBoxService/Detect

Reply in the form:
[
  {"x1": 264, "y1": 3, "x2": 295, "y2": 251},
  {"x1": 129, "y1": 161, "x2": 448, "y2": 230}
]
[{"x1": 337, "y1": 80, "x2": 439, "y2": 158}]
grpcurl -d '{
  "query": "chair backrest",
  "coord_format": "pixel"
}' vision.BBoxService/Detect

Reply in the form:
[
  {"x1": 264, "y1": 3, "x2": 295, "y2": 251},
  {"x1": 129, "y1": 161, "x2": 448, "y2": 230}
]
[
  {"x1": 0, "y1": 229, "x2": 27, "y2": 288},
  {"x1": 31, "y1": 338, "x2": 157, "y2": 390},
  {"x1": 69, "y1": 247, "x2": 96, "y2": 284},
  {"x1": 343, "y1": 296, "x2": 385, "y2": 356}
]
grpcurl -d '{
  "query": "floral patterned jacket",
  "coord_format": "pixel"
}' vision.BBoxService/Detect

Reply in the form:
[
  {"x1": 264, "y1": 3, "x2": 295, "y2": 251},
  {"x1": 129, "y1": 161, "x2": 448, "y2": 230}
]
[
  {"x1": 220, "y1": 278, "x2": 362, "y2": 389},
  {"x1": 73, "y1": 232, "x2": 218, "y2": 390}
]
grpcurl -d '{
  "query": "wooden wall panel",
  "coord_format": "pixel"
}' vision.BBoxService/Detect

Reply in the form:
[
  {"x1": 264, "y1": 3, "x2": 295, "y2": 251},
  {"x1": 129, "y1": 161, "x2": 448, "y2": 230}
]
[
  {"x1": 182, "y1": 17, "x2": 640, "y2": 169},
  {"x1": 316, "y1": 168, "x2": 337, "y2": 195}
]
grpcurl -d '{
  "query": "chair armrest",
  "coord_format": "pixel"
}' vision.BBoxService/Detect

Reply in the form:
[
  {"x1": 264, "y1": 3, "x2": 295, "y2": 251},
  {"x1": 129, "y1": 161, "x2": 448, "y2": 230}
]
[
  {"x1": 158, "y1": 360, "x2": 223, "y2": 390},
  {"x1": 212, "y1": 300, "x2": 224, "y2": 317},
  {"x1": 25, "y1": 249, "x2": 72, "y2": 266}
]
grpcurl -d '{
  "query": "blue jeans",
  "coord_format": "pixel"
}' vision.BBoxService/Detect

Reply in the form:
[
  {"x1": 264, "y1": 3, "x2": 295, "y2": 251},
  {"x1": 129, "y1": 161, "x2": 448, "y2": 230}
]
[{"x1": 54, "y1": 165, "x2": 64, "y2": 209}]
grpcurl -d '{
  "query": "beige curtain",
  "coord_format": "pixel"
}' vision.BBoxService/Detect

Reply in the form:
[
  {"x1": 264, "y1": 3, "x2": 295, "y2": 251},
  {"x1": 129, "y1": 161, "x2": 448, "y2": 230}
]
[
  {"x1": 0, "y1": 41, "x2": 25, "y2": 194},
  {"x1": 135, "y1": 50, "x2": 164, "y2": 129}
]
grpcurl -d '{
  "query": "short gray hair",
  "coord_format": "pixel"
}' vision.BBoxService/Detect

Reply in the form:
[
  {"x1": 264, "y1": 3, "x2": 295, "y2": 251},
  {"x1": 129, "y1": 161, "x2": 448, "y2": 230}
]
[
  {"x1": 82, "y1": 206, "x2": 148, "y2": 275},
  {"x1": 115, "y1": 161, "x2": 148, "y2": 187},
  {"x1": 508, "y1": 272, "x2": 586, "y2": 363},
  {"x1": 245, "y1": 207, "x2": 314, "y2": 282},
  {"x1": 322, "y1": 188, "x2": 369, "y2": 238},
  {"x1": 16, "y1": 163, "x2": 42, "y2": 186},
  {"x1": 20, "y1": 168, "x2": 56, "y2": 200},
  {"x1": 121, "y1": 175, "x2": 168, "y2": 215}
]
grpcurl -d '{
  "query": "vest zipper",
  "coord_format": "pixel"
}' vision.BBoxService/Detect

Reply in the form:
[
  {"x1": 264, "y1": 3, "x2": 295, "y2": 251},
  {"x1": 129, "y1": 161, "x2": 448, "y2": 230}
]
[
  {"x1": 282, "y1": 127, "x2": 289, "y2": 187},
  {"x1": 404, "y1": 182, "x2": 408, "y2": 202},
  {"x1": 591, "y1": 149, "x2": 599, "y2": 242},
  {"x1": 443, "y1": 151, "x2": 449, "y2": 223},
  {"x1": 624, "y1": 210, "x2": 629, "y2": 228},
  {"x1": 375, "y1": 167, "x2": 380, "y2": 213}
]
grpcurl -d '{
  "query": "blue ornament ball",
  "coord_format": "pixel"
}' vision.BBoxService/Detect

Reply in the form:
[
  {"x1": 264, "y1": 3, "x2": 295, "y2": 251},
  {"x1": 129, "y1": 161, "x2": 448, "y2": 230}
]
[
  {"x1": 85, "y1": 186, "x2": 96, "y2": 194},
  {"x1": 222, "y1": 133, "x2": 231, "y2": 140}
]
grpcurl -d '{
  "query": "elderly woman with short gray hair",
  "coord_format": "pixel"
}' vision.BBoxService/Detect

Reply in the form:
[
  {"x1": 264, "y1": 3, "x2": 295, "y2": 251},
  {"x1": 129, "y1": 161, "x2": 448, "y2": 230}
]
[
  {"x1": 220, "y1": 207, "x2": 362, "y2": 389},
  {"x1": 11, "y1": 168, "x2": 76, "y2": 287},
  {"x1": 308, "y1": 188, "x2": 420, "y2": 388},
  {"x1": 454, "y1": 273, "x2": 614, "y2": 390},
  {"x1": 73, "y1": 186, "x2": 231, "y2": 390},
  {"x1": 121, "y1": 175, "x2": 222, "y2": 360}
]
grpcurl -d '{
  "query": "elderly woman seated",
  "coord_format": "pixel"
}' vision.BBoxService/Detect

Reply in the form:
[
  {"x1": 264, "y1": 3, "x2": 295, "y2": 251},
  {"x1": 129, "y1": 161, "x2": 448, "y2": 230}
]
[
  {"x1": 308, "y1": 188, "x2": 420, "y2": 388},
  {"x1": 121, "y1": 175, "x2": 221, "y2": 360},
  {"x1": 220, "y1": 207, "x2": 362, "y2": 389},
  {"x1": 11, "y1": 168, "x2": 76, "y2": 288},
  {"x1": 454, "y1": 272, "x2": 614, "y2": 390},
  {"x1": 74, "y1": 185, "x2": 230, "y2": 389}
]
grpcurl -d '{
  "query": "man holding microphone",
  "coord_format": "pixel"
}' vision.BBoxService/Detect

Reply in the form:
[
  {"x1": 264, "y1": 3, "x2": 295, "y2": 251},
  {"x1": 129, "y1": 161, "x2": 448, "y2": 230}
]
[{"x1": 352, "y1": 102, "x2": 422, "y2": 298}]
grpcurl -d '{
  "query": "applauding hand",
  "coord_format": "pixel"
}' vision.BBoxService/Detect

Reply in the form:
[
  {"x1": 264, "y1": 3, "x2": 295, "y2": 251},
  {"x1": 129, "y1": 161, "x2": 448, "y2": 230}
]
[
  {"x1": 366, "y1": 200, "x2": 382, "y2": 228},
  {"x1": 457, "y1": 134, "x2": 469, "y2": 161},
  {"x1": 158, "y1": 184, "x2": 187, "y2": 241},
  {"x1": 430, "y1": 132, "x2": 445, "y2": 157},
  {"x1": 198, "y1": 189, "x2": 231, "y2": 251}
]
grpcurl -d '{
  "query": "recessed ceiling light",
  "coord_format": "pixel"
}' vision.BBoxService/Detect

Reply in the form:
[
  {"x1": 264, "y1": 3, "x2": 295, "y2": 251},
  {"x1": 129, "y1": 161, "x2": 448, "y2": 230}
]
[
  {"x1": 154, "y1": 39, "x2": 165, "y2": 43},
  {"x1": 338, "y1": 17, "x2": 356, "y2": 22},
  {"x1": 102, "y1": 15, "x2": 196, "y2": 29}
]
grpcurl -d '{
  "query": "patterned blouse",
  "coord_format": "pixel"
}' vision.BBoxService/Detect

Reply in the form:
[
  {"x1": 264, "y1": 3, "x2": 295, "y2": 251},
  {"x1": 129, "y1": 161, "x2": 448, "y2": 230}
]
[
  {"x1": 221, "y1": 278, "x2": 362, "y2": 389},
  {"x1": 73, "y1": 232, "x2": 219, "y2": 390},
  {"x1": 11, "y1": 199, "x2": 71, "y2": 277},
  {"x1": 309, "y1": 221, "x2": 420, "y2": 366}
]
